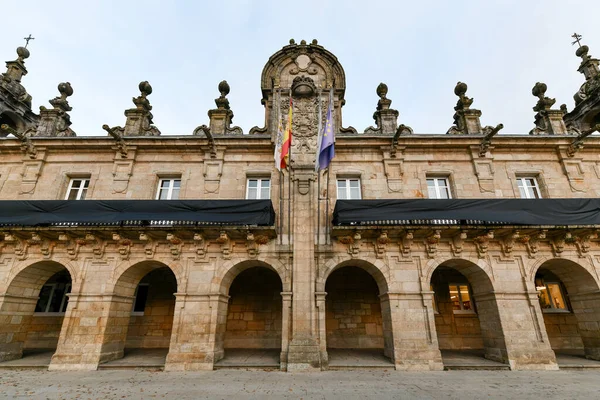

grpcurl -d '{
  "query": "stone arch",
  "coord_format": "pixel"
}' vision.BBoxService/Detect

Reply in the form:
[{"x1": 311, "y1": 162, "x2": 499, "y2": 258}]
[
  {"x1": 214, "y1": 257, "x2": 289, "y2": 295},
  {"x1": 429, "y1": 257, "x2": 508, "y2": 365},
  {"x1": 99, "y1": 260, "x2": 179, "y2": 365},
  {"x1": 109, "y1": 259, "x2": 183, "y2": 296},
  {"x1": 318, "y1": 256, "x2": 390, "y2": 294},
  {"x1": 424, "y1": 256, "x2": 495, "y2": 295},
  {"x1": 0, "y1": 260, "x2": 73, "y2": 362},
  {"x1": 532, "y1": 257, "x2": 600, "y2": 361},
  {"x1": 528, "y1": 256, "x2": 600, "y2": 291}
]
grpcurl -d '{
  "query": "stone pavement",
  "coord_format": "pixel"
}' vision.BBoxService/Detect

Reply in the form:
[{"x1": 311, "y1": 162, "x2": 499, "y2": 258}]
[{"x1": 1, "y1": 369, "x2": 599, "y2": 399}]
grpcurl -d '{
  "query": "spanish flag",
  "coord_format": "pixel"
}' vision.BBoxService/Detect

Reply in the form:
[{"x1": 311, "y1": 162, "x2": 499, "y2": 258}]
[{"x1": 280, "y1": 97, "x2": 292, "y2": 169}]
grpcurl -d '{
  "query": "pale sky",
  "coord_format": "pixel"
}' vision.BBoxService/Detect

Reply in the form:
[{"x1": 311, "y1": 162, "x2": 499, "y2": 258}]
[{"x1": 2, "y1": 0, "x2": 600, "y2": 136}]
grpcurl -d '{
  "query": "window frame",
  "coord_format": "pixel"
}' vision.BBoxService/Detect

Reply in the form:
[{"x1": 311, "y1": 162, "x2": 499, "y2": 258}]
[
  {"x1": 536, "y1": 278, "x2": 570, "y2": 313},
  {"x1": 336, "y1": 178, "x2": 362, "y2": 200},
  {"x1": 426, "y1": 177, "x2": 452, "y2": 199},
  {"x1": 34, "y1": 282, "x2": 71, "y2": 315},
  {"x1": 448, "y1": 283, "x2": 476, "y2": 314},
  {"x1": 516, "y1": 176, "x2": 542, "y2": 199},
  {"x1": 245, "y1": 178, "x2": 271, "y2": 200},
  {"x1": 65, "y1": 178, "x2": 90, "y2": 200},
  {"x1": 155, "y1": 178, "x2": 181, "y2": 200}
]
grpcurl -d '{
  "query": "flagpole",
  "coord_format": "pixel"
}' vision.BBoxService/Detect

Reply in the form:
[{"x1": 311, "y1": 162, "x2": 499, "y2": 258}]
[
  {"x1": 326, "y1": 166, "x2": 330, "y2": 245},
  {"x1": 316, "y1": 88, "x2": 323, "y2": 245},
  {"x1": 287, "y1": 89, "x2": 292, "y2": 246}
]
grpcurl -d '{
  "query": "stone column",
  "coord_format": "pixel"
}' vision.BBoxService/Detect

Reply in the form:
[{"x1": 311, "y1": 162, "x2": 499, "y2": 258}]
[
  {"x1": 49, "y1": 292, "x2": 131, "y2": 371},
  {"x1": 475, "y1": 291, "x2": 558, "y2": 370},
  {"x1": 279, "y1": 291, "x2": 293, "y2": 370},
  {"x1": 286, "y1": 168, "x2": 321, "y2": 370},
  {"x1": 165, "y1": 293, "x2": 228, "y2": 371},
  {"x1": 384, "y1": 292, "x2": 444, "y2": 371},
  {"x1": 0, "y1": 294, "x2": 38, "y2": 362},
  {"x1": 569, "y1": 290, "x2": 600, "y2": 361},
  {"x1": 315, "y1": 291, "x2": 328, "y2": 368}
]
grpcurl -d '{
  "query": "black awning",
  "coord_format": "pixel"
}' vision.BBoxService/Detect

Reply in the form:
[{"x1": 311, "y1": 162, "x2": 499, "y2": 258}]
[
  {"x1": 332, "y1": 199, "x2": 600, "y2": 226},
  {"x1": 0, "y1": 200, "x2": 275, "y2": 227}
]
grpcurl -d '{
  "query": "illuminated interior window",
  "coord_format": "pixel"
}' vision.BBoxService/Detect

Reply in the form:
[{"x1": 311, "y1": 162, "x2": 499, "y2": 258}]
[
  {"x1": 536, "y1": 276, "x2": 569, "y2": 312},
  {"x1": 449, "y1": 284, "x2": 474, "y2": 313}
]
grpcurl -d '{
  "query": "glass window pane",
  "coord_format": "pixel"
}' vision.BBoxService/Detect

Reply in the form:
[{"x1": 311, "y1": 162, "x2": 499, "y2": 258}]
[
  {"x1": 171, "y1": 188, "x2": 180, "y2": 200},
  {"x1": 547, "y1": 283, "x2": 567, "y2": 310},
  {"x1": 79, "y1": 188, "x2": 87, "y2": 200},
  {"x1": 350, "y1": 187, "x2": 360, "y2": 200},
  {"x1": 159, "y1": 189, "x2": 169, "y2": 200},
  {"x1": 459, "y1": 285, "x2": 472, "y2": 310},
  {"x1": 82, "y1": 179, "x2": 90, "y2": 189},
  {"x1": 349, "y1": 179, "x2": 359, "y2": 188},
  {"x1": 248, "y1": 187, "x2": 257, "y2": 200},
  {"x1": 517, "y1": 179, "x2": 525, "y2": 189},
  {"x1": 337, "y1": 180, "x2": 346, "y2": 189},
  {"x1": 261, "y1": 187, "x2": 270, "y2": 199},
  {"x1": 439, "y1": 187, "x2": 450, "y2": 199},
  {"x1": 337, "y1": 187, "x2": 346, "y2": 199},
  {"x1": 518, "y1": 186, "x2": 528, "y2": 199},
  {"x1": 161, "y1": 180, "x2": 170, "y2": 189},
  {"x1": 48, "y1": 284, "x2": 67, "y2": 313},
  {"x1": 449, "y1": 285, "x2": 461, "y2": 310},
  {"x1": 173, "y1": 180, "x2": 181, "y2": 188},
  {"x1": 71, "y1": 180, "x2": 81, "y2": 189},
  {"x1": 427, "y1": 179, "x2": 435, "y2": 188},
  {"x1": 248, "y1": 179, "x2": 258, "y2": 188},
  {"x1": 428, "y1": 187, "x2": 437, "y2": 199},
  {"x1": 67, "y1": 189, "x2": 78, "y2": 200},
  {"x1": 260, "y1": 179, "x2": 270, "y2": 189}
]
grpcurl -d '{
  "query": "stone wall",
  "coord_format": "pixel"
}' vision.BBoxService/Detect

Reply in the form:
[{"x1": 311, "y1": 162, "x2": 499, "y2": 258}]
[
  {"x1": 325, "y1": 267, "x2": 384, "y2": 349},
  {"x1": 224, "y1": 267, "x2": 282, "y2": 349},
  {"x1": 543, "y1": 313, "x2": 584, "y2": 351},
  {"x1": 125, "y1": 268, "x2": 177, "y2": 349},
  {"x1": 24, "y1": 315, "x2": 63, "y2": 349}
]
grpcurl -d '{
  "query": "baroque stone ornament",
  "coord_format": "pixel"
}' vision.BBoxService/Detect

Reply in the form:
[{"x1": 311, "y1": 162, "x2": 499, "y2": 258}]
[
  {"x1": 365, "y1": 83, "x2": 408, "y2": 135},
  {"x1": 529, "y1": 82, "x2": 571, "y2": 135},
  {"x1": 33, "y1": 82, "x2": 76, "y2": 137},
  {"x1": 447, "y1": 82, "x2": 502, "y2": 137},
  {"x1": 194, "y1": 80, "x2": 242, "y2": 136},
  {"x1": 103, "y1": 81, "x2": 161, "y2": 138}
]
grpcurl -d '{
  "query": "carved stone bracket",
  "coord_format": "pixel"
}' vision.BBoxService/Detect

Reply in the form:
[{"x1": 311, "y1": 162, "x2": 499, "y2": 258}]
[
  {"x1": 139, "y1": 232, "x2": 158, "y2": 258},
  {"x1": 1, "y1": 124, "x2": 37, "y2": 159},
  {"x1": 103, "y1": 124, "x2": 128, "y2": 158},
  {"x1": 501, "y1": 230, "x2": 520, "y2": 257},
  {"x1": 526, "y1": 230, "x2": 546, "y2": 258},
  {"x1": 193, "y1": 125, "x2": 217, "y2": 158},
  {"x1": 86, "y1": 233, "x2": 107, "y2": 259},
  {"x1": 216, "y1": 231, "x2": 233, "y2": 259},
  {"x1": 451, "y1": 230, "x2": 468, "y2": 256},
  {"x1": 474, "y1": 231, "x2": 494, "y2": 258},
  {"x1": 193, "y1": 233, "x2": 208, "y2": 259},
  {"x1": 567, "y1": 123, "x2": 600, "y2": 157},
  {"x1": 338, "y1": 232, "x2": 361, "y2": 257},
  {"x1": 400, "y1": 230, "x2": 414, "y2": 257},
  {"x1": 479, "y1": 124, "x2": 504, "y2": 157},
  {"x1": 425, "y1": 230, "x2": 441, "y2": 258},
  {"x1": 374, "y1": 231, "x2": 390, "y2": 259},
  {"x1": 166, "y1": 233, "x2": 183, "y2": 260}
]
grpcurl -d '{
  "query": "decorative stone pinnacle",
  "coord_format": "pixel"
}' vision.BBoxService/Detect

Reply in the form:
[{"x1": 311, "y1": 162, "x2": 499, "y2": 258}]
[
  {"x1": 16, "y1": 46, "x2": 30, "y2": 62},
  {"x1": 311, "y1": 39, "x2": 318, "y2": 45},
  {"x1": 48, "y1": 82, "x2": 74, "y2": 112},
  {"x1": 289, "y1": 39, "x2": 295, "y2": 45},
  {"x1": 453, "y1": 82, "x2": 473, "y2": 111},
  {"x1": 300, "y1": 39, "x2": 307, "y2": 45},
  {"x1": 132, "y1": 81, "x2": 153, "y2": 112},
  {"x1": 531, "y1": 82, "x2": 556, "y2": 112},
  {"x1": 376, "y1": 83, "x2": 388, "y2": 100},
  {"x1": 215, "y1": 80, "x2": 230, "y2": 110},
  {"x1": 365, "y1": 82, "x2": 400, "y2": 134}
]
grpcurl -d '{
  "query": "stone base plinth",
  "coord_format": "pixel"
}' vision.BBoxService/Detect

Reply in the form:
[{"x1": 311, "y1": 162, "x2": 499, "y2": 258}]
[{"x1": 286, "y1": 338, "x2": 321, "y2": 371}]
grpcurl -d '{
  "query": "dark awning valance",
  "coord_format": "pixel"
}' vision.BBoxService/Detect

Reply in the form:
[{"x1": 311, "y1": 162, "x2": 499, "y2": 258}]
[
  {"x1": 0, "y1": 200, "x2": 275, "y2": 227},
  {"x1": 333, "y1": 199, "x2": 600, "y2": 226}
]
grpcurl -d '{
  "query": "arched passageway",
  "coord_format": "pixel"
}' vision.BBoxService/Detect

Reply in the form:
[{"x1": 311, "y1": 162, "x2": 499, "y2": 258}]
[
  {"x1": 430, "y1": 260, "x2": 509, "y2": 368},
  {"x1": 324, "y1": 265, "x2": 393, "y2": 367},
  {"x1": 217, "y1": 266, "x2": 283, "y2": 368},
  {"x1": 99, "y1": 263, "x2": 177, "y2": 368},
  {"x1": 535, "y1": 259, "x2": 600, "y2": 364},
  {"x1": 0, "y1": 262, "x2": 72, "y2": 366}
]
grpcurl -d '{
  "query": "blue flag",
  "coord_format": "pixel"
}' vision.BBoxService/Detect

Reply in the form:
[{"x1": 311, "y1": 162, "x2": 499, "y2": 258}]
[{"x1": 317, "y1": 92, "x2": 335, "y2": 170}]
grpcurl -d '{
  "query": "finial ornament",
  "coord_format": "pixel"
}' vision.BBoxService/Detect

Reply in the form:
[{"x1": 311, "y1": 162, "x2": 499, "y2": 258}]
[
  {"x1": 571, "y1": 33, "x2": 583, "y2": 48},
  {"x1": 23, "y1": 34, "x2": 35, "y2": 49}
]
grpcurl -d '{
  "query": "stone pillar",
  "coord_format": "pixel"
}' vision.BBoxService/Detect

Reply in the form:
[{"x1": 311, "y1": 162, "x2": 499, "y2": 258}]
[
  {"x1": 165, "y1": 293, "x2": 228, "y2": 371},
  {"x1": 286, "y1": 168, "x2": 321, "y2": 370},
  {"x1": 569, "y1": 291, "x2": 600, "y2": 361},
  {"x1": 384, "y1": 292, "x2": 444, "y2": 371},
  {"x1": 279, "y1": 291, "x2": 293, "y2": 370},
  {"x1": 49, "y1": 292, "x2": 130, "y2": 370},
  {"x1": 315, "y1": 291, "x2": 328, "y2": 368},
  {"x1": 475, "y1": 291, "x2": 558, "y2": 370},
  {"x1": 0, "y1": 294, "x2": 38, "y2": 362}
]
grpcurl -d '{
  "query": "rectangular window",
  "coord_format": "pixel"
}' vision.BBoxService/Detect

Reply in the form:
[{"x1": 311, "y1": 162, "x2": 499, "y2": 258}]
[
  {"x1": 536, "y1": 278, "x2": 568, "y2": 312},
  {"x1": 156, "y1": 178, "x2": 181, "y2": 200},
  {"x1": 65, "y1": 178, "x2": 90, "y2": 200},
  {"x1": 427, "y1": 177, "x2": 451, "y2": 199},
  {"x1": 34, "y1": 283, "x2": 71, "y2": 313},
  {"x1": 449, "y1": 284, "x2": 474, "y2": 313},
  {"x1": 132, "y1": 283, "x2": 150, "y2": 314},
  {"x1": 246, "y1": 178, "x2": 271, "y2": 200},
  {"x1": 337, "y1": 178, "x2": 361, "y2": 200},
  {"x1": 517, "y1": 177, "x2": 541, "y2": 199}
]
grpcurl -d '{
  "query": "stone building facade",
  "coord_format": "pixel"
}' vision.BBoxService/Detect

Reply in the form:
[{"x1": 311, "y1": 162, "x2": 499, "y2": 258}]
[{"x1": 1, "y1": 38, "x2": 600, "y2": 372}]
